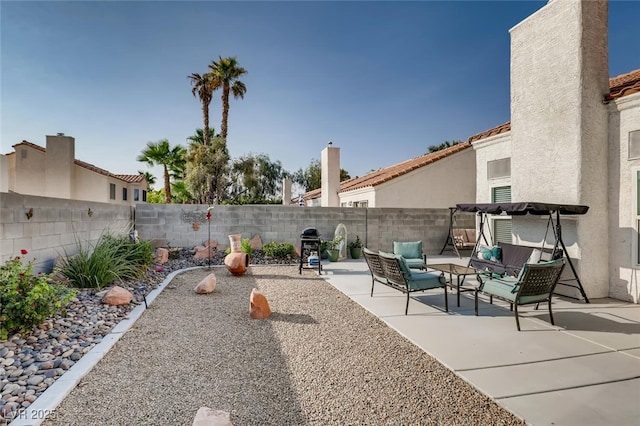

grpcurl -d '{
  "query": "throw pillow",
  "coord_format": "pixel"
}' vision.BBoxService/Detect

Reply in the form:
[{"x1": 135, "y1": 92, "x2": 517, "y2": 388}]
[
  {"x1": 478, "y1": 245, "x2": 493, "y2": 260},
  {"x1": 527, "y1": 249, "x2": 542, "y2": 265}
]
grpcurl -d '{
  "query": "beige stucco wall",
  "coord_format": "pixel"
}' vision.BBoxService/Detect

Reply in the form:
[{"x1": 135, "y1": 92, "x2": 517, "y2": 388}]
[
  {"x1": 321, "y1": 144, "x2": 340, "y2": 207},
  {"x1": 509, "y1": 0, "x2": 610, "y2": 299},
  {"x1": 0, "y1": 155, "x2": 8, "y2": 193},
  {"x1": 609, "y1": 93, "x2": 640, "y2": 302},
  {"x1": 74, "y1": 165, "x2": 110, "y2": 203},
  {"x1": 12, "y1": 146, "x2": 47, "y2": 196},
  {"x1": 45, "y1": 135, "x2": 74, "y2": 199},
  {"x1": 372, "y1": 148, "x2": 476, "y2": 209}
]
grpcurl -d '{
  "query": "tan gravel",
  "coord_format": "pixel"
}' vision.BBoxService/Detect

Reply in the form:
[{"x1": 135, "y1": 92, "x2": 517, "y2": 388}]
[{"x1": 44, "y1": 266, "x2": 524, "y2": 426}]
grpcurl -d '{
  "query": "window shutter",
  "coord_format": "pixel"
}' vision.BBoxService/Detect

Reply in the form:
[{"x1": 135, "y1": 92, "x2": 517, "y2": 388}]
[
  {"x1": 492, "y1": 186, "x2": 512, "y2": 203},
  {"x1": 630, "y1": 131, "x2": 640, "y2": 160},
  {"x1": 487, "y1": 158, "x2": 511, "y2": 179},
  {"x1": 493, "y1": 220, "x2": 513, "y2": 244}
]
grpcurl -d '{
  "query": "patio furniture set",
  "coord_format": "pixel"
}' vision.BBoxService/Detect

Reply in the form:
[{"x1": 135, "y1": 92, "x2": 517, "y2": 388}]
[{"x1": 363, "y1": 240, "x2": 566, "y2": 331}]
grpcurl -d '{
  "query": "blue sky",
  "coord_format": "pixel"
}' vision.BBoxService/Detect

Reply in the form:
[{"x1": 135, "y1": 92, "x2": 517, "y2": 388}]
[{"x1": 2, "y1": 0, "x2": 639, "y2": 187}]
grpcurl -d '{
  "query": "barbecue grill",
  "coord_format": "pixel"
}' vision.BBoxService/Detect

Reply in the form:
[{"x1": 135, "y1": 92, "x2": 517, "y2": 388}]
[{"x1": 299, "y1": 227, "x2": 322, "y2": 274}]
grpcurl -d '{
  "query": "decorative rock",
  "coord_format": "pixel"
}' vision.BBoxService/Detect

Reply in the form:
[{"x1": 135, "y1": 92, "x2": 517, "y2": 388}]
[
  {"x1": 250, "y1": 235, "x2": 263, "y2": 251},
  {"x1": 194, "y1": 246, "x2": 215, "y2": 260},
  {"x1": 249, "y1": 289, "x2": 271, "y2": 319},
  {"x1": 103, "y1": 286, "x2": 133, "y2": 306},
  {"x1": 26, "y1": 376, "x2": 44, "y2": 386},
  {"x1": 194, "y1": 273, "x2": 217, "y2": 294},
  {"x1": 224, "y1": 252, "x2": 249, "y2": 276},
  {"x1": 204, "y1": 239, "x2": 218, "y2": 249},
  {"x1": 154, "y1": 247, "x2": 169, "y2": 264},
  {"x1": 192, "y1": 407, "x2": 233, "y2": 426}
]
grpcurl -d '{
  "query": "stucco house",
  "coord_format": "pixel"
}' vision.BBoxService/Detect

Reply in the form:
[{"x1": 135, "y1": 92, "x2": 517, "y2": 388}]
[
  {"x1": 470, "y1": 0, "x2": 639, "y2": 303},
  {"x1": 0, "y1": 134, "x2": 147, "y2": 206},
  {"x1": 302, "y1": 141, "x2": 476, "y2": 208}
]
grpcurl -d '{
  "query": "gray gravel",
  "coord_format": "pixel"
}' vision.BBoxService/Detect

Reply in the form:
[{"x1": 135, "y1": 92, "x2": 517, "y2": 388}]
[{"x1": 43, "y1": 266, "x2": 524, "y2": 426}]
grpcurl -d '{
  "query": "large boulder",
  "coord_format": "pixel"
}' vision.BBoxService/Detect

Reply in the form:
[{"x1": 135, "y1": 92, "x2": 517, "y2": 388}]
[
  {"x1": 155, "y1": 248, "x2": 169, "y2": 264},
  {"x1": 250, "y1": 235, "x2": 263, "y2": 251},
  {"x1": 249, "y1": 288, "x2": 271, "y2": 319},
  {"x1": 192, "y1": 407, "x2": 233, "y2": 426},
  {"x1": 103, "y1": 286, "x2": 133, "y2": 306},
  {"x1": 194, "y1": 273, "x2": 217, "y2": 294},
  {"x1": 194, "y1": 246, "x2": 215, "y2": 260}
]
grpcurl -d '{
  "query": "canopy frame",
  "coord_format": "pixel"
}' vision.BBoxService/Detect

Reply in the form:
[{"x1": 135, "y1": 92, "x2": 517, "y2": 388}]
[{"x1": 455, "y1": 202, "x2": 590, "y2": 303}]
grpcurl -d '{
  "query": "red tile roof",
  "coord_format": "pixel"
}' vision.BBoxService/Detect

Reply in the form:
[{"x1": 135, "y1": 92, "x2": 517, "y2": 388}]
[
  {"x1": 304, "y1": 142, "x2": 472, "y2": 199},
  {"x1": 467, "y1": 122, "x2": 511, "y2": 143},
  {"x1": 606, "y1": 68, "x2": 640, "y2": 101},
  {"x1": 9, "y1": 141, "x2": 142, "y2": 183}
]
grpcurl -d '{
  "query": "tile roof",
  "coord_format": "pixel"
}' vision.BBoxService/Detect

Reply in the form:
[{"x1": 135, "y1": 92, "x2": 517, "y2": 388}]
[
  {"x1": 467, "y1": 122, "x2": 511, "y2": 143},
  {"x1": 605, "y1": 68, "x2": 640, "y2": 101},
  {"x1": 9, "y1": 141, "x2": 142, "y2": 183},
  {"x1": 304, "y1": 142, "x2": 472, "y2": 199}
]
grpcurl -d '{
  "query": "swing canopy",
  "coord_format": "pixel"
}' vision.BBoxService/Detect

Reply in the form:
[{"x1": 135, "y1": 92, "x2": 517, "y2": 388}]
[{"x1": 455, "y1": 202, "x2": 589, "y2": 216}]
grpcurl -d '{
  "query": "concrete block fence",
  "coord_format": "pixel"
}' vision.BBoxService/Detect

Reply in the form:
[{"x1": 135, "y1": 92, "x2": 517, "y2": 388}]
[
  {"x1": 0, "y1": 193, "x2": 132, "y2": 273},
  {"x1": 134, "y1": 204, "x2": 476, "y2": 256},
  {"x1": 0, "y1": 193, "x2": 476, "y2": 273}
]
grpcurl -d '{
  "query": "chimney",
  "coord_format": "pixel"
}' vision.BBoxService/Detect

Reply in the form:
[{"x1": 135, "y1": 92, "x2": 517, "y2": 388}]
[
  {"x1": 321, "y1": 141, "x2": 340, "y2": 207},
  {"x1": 45, "y1": 134, "x2": 75, "y2": 199},
  {"x1": 282, "y1": 177, "x2": 292, "y2": 205}
]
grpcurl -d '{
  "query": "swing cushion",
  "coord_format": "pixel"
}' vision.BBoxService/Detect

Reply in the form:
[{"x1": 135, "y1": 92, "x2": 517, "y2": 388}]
[{"x1": 471, "y1": 242, "x2": 562, "y2": 277}]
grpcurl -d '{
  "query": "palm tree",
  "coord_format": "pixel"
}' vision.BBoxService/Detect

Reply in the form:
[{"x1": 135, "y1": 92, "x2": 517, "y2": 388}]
[
  {"x1": 137, "y1": 170, "x2": 156, "y2": 190},
  {"x1": 187, "y1": 128, "x2": 217, "y2": 146},
  {"x1": 137, "y1": 139, "x2": 185, "y2": 204},
  {"x1": 208, "y1": 56, "x2": 247, "y2": 139},
  {"x1": 188, "y1": 73, "x2": 217, "y2": 146}
]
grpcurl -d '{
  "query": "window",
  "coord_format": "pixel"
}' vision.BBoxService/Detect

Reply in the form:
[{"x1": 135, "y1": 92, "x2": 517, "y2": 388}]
[
  {"x1": 109, "y1": 183, "x2": 116, "y2": 200},
  {"x1": 354, "y1": 201, "x2": 368, "y2": 208},
  {"x1": 122, "y1": 188, "x2": 128, "y2": 201},
  {"x1": 492, "y1": 185, "x2": 512, "y2": 244},
  {"x1": 142, "y1": 190, "x2": 147, "y2": 202},
  {"x1": 630, "y1": 130, "x2": 640, "y2": 160},
  {"x1": 487, "y1": 158, "x2": 511, "y2": 179},
  {"x1": 134, "y1": 189, "x2": 140, "y2": 202}
]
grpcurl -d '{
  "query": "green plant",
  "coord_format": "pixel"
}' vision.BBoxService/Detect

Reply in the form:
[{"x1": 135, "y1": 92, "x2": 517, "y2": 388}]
[
  {"x1": 224, "y1": 239, "x2": 254, "y2": 256},
  {"x1": 262, "y1": 242, "x2": 296, "y2": 259},
  {"x1": 0, "y1": 252, "x2": 76, "y2": 339},
  {"x1": 326, "y1": 235, "x2": 344, "y2": 250},
  {"x1": 348, "y1": 235, "x2": 362, "y2": 249},
  {"x1": 319, "y1": 240, "x2": 328, "y2": 253},
  {"x1": 241, "y1": 238, "x2": 253, "y2": 257},
  {"x1": 59, "y1": 233, "x2": 153, "y2": 289}
]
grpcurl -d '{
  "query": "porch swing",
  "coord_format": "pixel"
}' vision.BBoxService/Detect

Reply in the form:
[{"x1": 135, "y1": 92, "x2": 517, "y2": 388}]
[
  {"x1": 455, "y1": 202, "x2": 590, "y2": 303},
  {"x1": 439, "y1": 207, "x2": 476, "y2": 258}
]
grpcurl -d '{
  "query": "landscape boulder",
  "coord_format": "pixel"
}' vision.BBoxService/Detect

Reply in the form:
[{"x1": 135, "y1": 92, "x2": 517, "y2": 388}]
[
  {"x1": 194, "y1": 273, "x2": 217, "y2": 294},
  {"x1": 250, "y1": 234, "x2": 263, "y2": 251},
  {"x1": 103, "y1": 286, "x2": 133, "y2": 306},
  {"x1": 193, "y1": 246, "x2": 215, "y2": 260},
  {"x1": 192, "y1": 407, "x2": 233, "y2": 426},
  {"x1": 155, "y1": 247, "x2": 169, "y2": 264},
  {"x1": 249, "y1": 288, "x2": 271, "y2": 319}
]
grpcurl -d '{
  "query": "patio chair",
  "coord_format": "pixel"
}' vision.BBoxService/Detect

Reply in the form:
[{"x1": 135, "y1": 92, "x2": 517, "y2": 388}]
[
  {"x1": 393, "y1": 240, "x2": 427, "y2": 269},
  {"x1": 475, "y1": 258, "x2": 565, "y2": 331},
  {"x1": 378, "y1": 251, "x2": 448, "y2": 315},
  {"x1": 363, "y1": 248, "x2": 387, "y2": 296}
]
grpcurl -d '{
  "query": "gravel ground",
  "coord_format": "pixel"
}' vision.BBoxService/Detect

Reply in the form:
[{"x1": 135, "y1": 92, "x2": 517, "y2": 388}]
[{"x1": 41, "y1": 265, "x2": 524, "y2": 426}]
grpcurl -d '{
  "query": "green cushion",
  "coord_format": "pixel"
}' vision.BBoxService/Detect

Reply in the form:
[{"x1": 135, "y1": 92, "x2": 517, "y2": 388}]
[
  {"x1": 393, "y1": 241, "x2": 422, "y2": 259},
  {"x1": 480, "y1": 278, "x2": 518, "y2": 302},
  {"x1": 379, "y1": 251, "x2": 412, "y2": 278},
  {"x1": 404, "y1": 257, "x2": 425, "y2": 269},
  {"x1": 406, "y1": 271, "x2": 445, "y2": 291}
]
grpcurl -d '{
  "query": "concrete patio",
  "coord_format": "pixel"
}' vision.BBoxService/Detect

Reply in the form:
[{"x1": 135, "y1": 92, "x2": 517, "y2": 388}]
[{"x1": 320, "y1": 255, "x2": 640, "y2": 426}]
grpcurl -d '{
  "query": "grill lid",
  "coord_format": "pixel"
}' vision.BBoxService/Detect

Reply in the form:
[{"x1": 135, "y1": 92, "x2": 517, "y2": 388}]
[{"x1": 300, "y1": 227, "x2": 321, "y2": 239}]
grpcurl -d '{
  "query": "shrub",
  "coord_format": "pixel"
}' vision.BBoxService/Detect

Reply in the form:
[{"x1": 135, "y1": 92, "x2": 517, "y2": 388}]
[
  {"x1": 224, "y1": 239, "x2": 254, "y2": 256},
  {"x1": 59, "y1": 233, "x2": 154, "y2": 289},
  {"x1": 0, "y1": 252, "x2": 76, "y2": 339},
  {"x1": 263, "y1": 242, "x2": 296, "y2": 259}
]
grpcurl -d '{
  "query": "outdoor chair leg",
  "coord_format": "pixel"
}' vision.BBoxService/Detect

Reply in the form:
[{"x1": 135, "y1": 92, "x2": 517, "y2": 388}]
[
  {"x1": 370, "y1": 279, "x2": 375, "y2": 297},
  {"x1": 474, "y1": 290, "x2": 478, "y2": 316},
  {"x1": 510, "y1": 303, "x2": 513, "y2": 312},
  {"x1": 405, "y1": 293, "x2": 410, "y2": 315},
  {"x1": 535, "y1": 302, "x2": 540, "y2": 310},
  {"x1": 548, "y1": 299, "x2": 555, "y2": 325},
  {"x1": 443, "y1": 286, "x2": 448, "y2": 312},
  {"x1": 514, "y1": 304, "x2": 521, "y2": 331}
]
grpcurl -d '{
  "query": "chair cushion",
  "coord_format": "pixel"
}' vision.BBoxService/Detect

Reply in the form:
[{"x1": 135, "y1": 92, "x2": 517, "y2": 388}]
[
  {"x1": 379, "y1": 251, "x2": 412, "y2": 278},
  {"x1": 406, "y1": 271, "x2": 445, "y2": 291},
  {"x1": 393, "y1": 241, "x2": 422, "y2": 259},
  {"x1": 480, "y1": 278, "x2": 518, "y2": 302},
  {"x1": 404, "y1": 257, "x2": 425, "y2": 269}
]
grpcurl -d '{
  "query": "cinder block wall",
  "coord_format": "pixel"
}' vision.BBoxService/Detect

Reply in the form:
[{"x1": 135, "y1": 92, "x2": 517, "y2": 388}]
[
  {"x1": 134, "y1": 204, "x2": 475, "y2": 255},
  {"x1": 0, "y1": 192, "x2": 132, "y2": 273},
  {"x1": 0, "y1": 195, "x2": 476, "y2": 274}
]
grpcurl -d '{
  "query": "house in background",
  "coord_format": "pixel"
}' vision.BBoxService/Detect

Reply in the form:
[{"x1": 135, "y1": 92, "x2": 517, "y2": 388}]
[
  {"x1": 303, "y1": 141, "x2": 476, "y2": 208},
  {"x1": 0, "y1": 133, "x2": 147, "y2": 206},
  {"x1": 471, "y1": 0, "x2": 640, "y2": 302}
]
